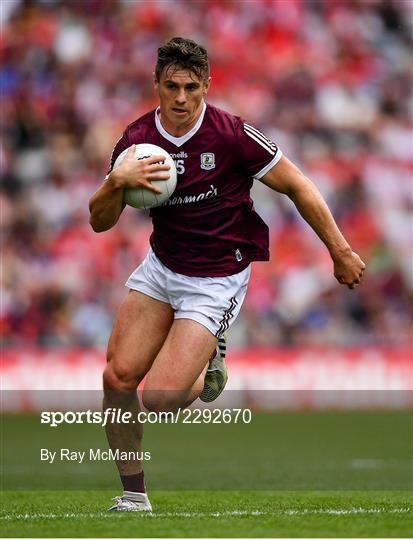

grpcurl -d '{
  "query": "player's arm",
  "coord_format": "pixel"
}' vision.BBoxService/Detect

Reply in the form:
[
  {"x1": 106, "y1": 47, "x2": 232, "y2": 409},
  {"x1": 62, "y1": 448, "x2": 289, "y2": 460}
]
[
  {"x1": 89, "y1": 145, "x2": 170, "y2": 232},
  {"x1": 261, "y1": 155, "x2": 366, "y2": 289}
]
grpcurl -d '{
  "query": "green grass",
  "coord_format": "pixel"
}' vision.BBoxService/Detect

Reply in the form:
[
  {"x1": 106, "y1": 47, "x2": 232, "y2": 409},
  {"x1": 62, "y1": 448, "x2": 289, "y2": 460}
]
[
  {"x1": 1, "y1": 409, "x2": 412, "y2": 536},
  {"x1": 2, "y1": 410, "x2": 412, "y2": 490},
  {"x1": 1, "y1": 490, "x2": 412, "y2": 537}
]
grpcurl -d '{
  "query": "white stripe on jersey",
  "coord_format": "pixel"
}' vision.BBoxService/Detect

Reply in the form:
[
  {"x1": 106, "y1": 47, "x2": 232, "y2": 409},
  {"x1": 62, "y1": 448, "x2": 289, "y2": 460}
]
[
  {"x1": 244, "y1": 123, "x2": 278, "y2": 152},
  {"x1": 244, "y1": 126, "x2": 275, "y2": 156},
  {"x1": 244, "y1": 123, "x2": 277, "y2": 147}
]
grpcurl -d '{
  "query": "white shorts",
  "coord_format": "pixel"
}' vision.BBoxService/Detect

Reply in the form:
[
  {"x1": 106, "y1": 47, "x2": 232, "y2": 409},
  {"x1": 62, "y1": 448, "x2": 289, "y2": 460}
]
[{"x1": 126, "y1": 248, "x2": 250, "y2": 337}]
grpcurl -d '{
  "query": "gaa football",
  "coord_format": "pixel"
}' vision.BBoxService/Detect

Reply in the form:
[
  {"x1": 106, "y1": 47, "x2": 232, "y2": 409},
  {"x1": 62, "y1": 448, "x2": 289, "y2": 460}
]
[{"x1": 113, "y1": 143, "x2": 177, "y2": 209}]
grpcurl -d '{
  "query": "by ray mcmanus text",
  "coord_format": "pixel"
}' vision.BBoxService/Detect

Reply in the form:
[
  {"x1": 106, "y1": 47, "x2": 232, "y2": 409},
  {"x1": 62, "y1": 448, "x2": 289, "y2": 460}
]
[{"x1": 40, "y1": 448, "x2": 151, "y2": 464}]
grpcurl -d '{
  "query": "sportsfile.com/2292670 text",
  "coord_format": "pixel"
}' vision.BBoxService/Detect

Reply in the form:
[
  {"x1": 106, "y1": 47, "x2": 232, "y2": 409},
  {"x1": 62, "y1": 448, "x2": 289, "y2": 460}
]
[{"x1": 40, "y1": 408, "x2": 252, "y2": 427}]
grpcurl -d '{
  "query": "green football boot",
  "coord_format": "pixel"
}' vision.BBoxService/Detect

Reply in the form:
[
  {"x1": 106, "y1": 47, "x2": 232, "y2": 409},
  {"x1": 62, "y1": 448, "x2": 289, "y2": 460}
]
[{"x1": 200, "y1": 334, "x2": 228, "y2": 402}]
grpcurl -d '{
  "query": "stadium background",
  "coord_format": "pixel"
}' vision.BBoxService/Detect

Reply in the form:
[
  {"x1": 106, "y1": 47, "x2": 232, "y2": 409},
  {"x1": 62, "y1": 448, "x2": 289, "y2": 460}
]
[
  {"x1": 1, "y1": 0, "x2": 412, "y2": 400},
  {"x1": 1, "y1": 1, "x2": 412, "y2": 537}
]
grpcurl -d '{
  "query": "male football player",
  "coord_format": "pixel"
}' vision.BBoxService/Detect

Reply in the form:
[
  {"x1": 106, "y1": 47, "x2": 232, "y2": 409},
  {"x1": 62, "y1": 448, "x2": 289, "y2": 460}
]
[{"x1": 89, "y1": 37, "x2": 366, "y2": 512}]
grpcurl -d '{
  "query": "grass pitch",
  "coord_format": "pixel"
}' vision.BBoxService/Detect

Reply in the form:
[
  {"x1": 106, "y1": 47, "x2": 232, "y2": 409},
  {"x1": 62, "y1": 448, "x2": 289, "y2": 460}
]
[
  {"x1": 1, "y1": 409, "x2": 412, "y2": 536},
  {"x1": 1, "y1": 490, "x2": 412, "y2": 537}
]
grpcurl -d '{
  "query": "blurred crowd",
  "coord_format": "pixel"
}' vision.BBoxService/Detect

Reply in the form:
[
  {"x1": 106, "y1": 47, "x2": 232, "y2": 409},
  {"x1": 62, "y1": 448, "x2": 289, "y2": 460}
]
[{"x1": 1, "y1": 0, "x2": 412, "y2": 348}]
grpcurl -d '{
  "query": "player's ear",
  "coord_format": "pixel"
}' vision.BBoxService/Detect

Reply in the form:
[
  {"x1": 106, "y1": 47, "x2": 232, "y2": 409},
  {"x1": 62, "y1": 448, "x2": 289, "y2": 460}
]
[
  {"x1": 153, "y1": 72, "x2": 159, "y2": 90},
  {"x1": 203, "y1": 76, "x2": 211, "y2": 95}
]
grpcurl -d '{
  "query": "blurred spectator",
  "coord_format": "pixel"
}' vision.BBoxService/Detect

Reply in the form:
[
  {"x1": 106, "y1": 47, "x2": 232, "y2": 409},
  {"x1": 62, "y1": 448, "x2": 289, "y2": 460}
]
[{"x1": 1, "y1": 0, "x2": 412, "y2": 348}]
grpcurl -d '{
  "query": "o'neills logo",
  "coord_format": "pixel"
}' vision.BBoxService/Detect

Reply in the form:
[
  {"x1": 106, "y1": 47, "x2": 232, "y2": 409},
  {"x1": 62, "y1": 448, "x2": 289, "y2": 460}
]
[
  {"x1": 169, "y1": 151, "x2": 188, "y2": 159},
  {"x1": 163, "y1": 184, "x2": 218, "y2": 206}
]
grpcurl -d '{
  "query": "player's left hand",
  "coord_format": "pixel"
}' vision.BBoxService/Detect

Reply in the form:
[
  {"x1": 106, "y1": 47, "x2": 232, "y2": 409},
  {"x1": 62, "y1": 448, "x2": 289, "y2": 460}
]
[{"x1": 333, "y1": 250, "x2": 366, "y2": 289}]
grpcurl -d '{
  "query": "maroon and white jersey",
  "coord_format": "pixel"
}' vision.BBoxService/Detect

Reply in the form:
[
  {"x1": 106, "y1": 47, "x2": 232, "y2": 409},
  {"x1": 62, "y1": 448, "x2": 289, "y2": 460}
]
[{"x1": 108, "y1": 103, "x2": 282, "y2": 277}]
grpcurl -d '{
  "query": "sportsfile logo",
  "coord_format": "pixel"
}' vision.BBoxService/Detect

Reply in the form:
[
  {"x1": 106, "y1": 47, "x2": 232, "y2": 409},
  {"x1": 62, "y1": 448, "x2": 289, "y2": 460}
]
[
  {"x1": 40, "y1": 407, "x2": 252, "y2": 427},
  {"x1": 40, "y1": 409, "x2": 175, "y2": 428}
]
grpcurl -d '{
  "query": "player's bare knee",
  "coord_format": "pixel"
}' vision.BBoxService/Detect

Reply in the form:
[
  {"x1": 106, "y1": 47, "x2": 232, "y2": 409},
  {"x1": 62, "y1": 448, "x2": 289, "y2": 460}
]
[{"x1": 103, "y1": 362, "x2": 140, "y2": 392}]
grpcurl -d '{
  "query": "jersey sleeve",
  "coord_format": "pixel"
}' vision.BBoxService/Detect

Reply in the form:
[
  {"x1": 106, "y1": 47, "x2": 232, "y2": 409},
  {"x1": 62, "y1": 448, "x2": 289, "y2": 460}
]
[
  {"x1": 236, "y1": 119, "x2": 282, "y2": 180},
  {"x1": 106, "y1": 128, "x2": 131, "y2": 175}
]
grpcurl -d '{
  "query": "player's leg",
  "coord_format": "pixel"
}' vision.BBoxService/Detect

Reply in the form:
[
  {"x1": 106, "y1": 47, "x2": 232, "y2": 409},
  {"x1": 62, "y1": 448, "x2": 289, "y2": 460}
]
[
  {"x1": 142, "y1": 318, "x2": 217, "y2": 412},
  {"x1": 154, "y1": 263, "x2": 251, "y2": 407},
  {"x1": 103, "y1": 290, "x2": 174, "y2": 510},
  {"x1": 103, "y1": 290, "x2": 174, "y2": 469}
]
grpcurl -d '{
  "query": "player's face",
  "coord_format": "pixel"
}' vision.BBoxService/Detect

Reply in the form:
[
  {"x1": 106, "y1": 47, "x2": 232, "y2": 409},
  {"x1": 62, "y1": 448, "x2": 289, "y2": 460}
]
[{"x1": 154, "y1": 66, "x2": 210, "y2": 136}]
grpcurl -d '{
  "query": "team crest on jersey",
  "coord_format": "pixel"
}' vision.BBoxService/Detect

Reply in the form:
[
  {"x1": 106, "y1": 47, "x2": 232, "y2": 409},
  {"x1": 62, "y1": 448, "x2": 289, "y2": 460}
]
[{"x1": 200, "y1": 153, "x2": 216, "y2": 170}]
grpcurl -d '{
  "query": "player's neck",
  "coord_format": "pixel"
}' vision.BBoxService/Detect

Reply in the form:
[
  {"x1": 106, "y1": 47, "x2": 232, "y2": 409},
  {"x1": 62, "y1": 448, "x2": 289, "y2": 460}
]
[{"x1": 158, "y1": 101, "x2": 205, "y2": 138}]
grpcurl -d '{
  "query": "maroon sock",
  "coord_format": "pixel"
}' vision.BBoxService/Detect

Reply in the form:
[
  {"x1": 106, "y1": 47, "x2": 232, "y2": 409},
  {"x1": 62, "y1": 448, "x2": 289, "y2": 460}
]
[{"x1": 120, "y1": 471, "x2": 145, "y2": 493}]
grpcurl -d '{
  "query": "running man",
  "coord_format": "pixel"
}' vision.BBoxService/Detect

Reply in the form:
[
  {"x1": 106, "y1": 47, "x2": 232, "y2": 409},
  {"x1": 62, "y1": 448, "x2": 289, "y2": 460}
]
[{"x1": 89, "y1": 37, "x2": 366, "y2": 512}]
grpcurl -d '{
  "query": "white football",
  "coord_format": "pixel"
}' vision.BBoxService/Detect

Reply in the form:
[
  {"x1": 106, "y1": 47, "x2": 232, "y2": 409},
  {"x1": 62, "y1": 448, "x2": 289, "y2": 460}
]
[{"x1": 113, "y1": 143, "x2": 177, "y2": 209}]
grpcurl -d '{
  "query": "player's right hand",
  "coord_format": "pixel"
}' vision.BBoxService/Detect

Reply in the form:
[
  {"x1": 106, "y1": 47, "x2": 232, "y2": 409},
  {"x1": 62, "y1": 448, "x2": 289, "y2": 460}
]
[{"x1": 109, "y1": 144, "x2": 170, "y2": 193}]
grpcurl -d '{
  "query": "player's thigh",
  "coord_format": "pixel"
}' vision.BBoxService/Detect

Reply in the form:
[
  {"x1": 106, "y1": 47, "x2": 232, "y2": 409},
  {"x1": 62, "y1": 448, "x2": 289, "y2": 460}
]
[
  {"x1": 143, "y1": 318, "x2": 217, "y2": 393},
  {"x1": 104, "y1": 290, "x2": 174, "y2": 389}
]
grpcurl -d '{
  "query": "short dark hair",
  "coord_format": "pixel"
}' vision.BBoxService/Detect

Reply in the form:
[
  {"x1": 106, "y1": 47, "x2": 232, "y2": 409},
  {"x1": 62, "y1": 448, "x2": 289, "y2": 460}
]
[{"x1": 155, "y1": 37, "x2": 210, "y2": 82}]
